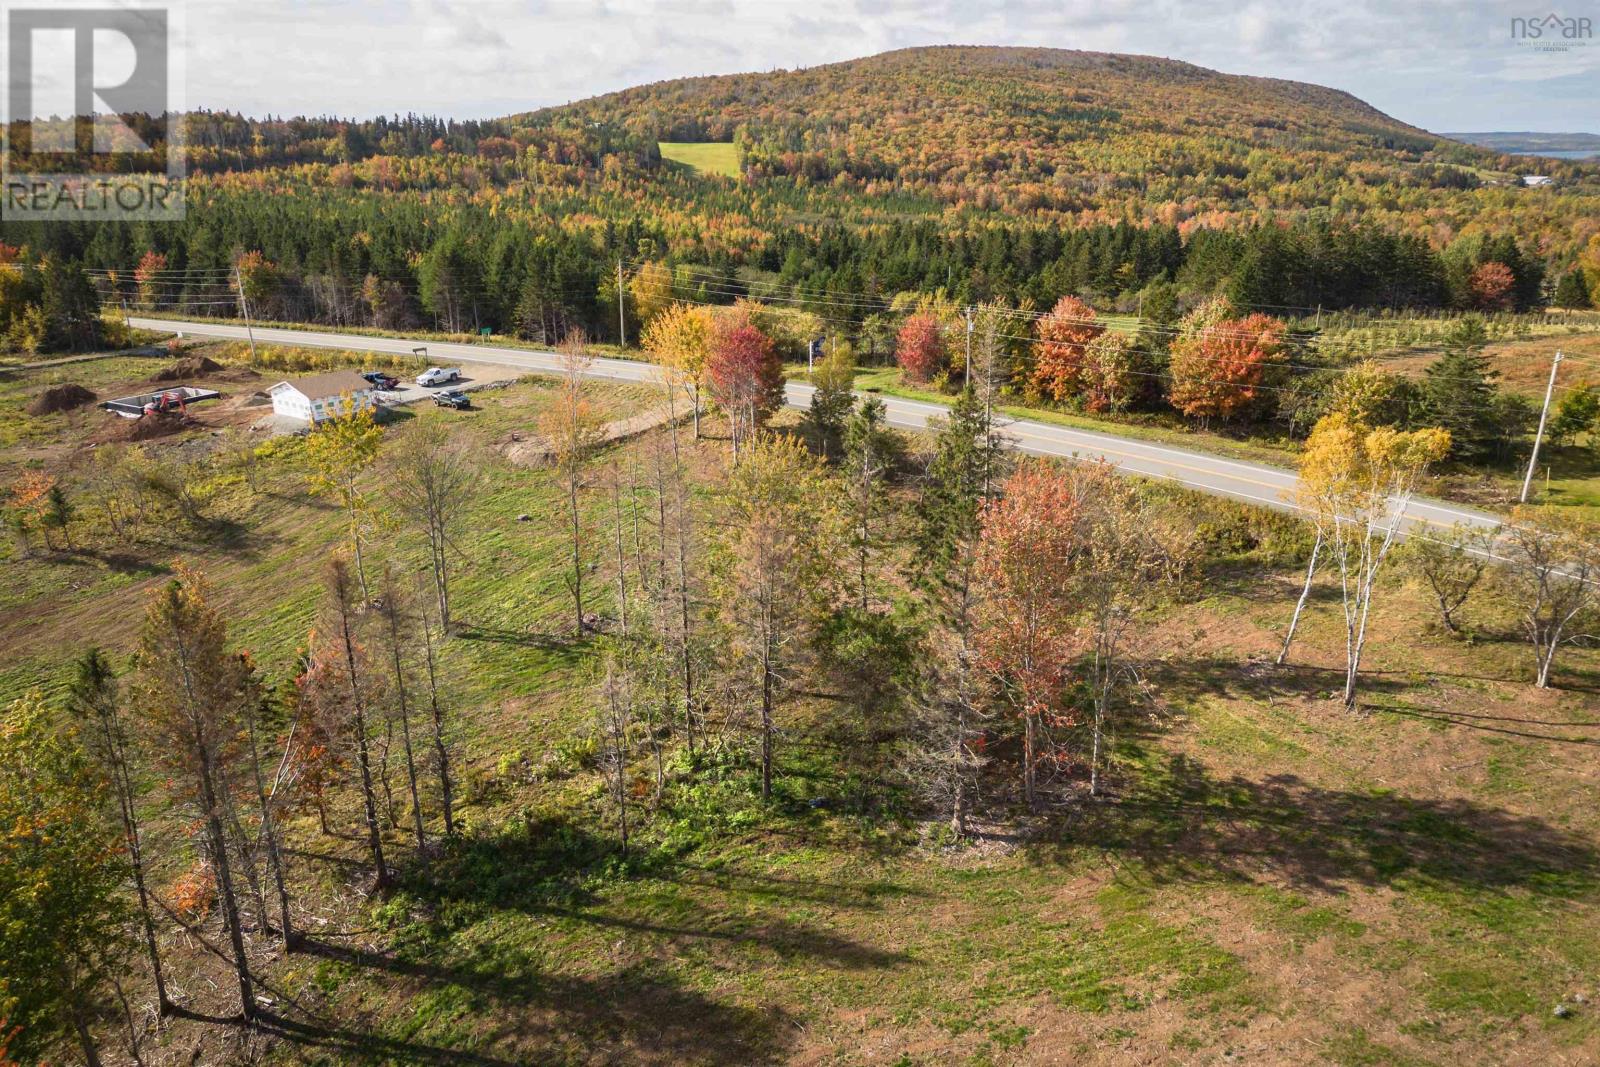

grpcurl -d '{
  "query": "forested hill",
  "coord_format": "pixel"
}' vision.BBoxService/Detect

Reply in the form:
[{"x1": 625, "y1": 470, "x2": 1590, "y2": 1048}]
[
  {"x1": 6, "y1": 45, "x2": 1599, "y2": 356},
  {"x1": 525, "y1": 45, "x2": 1528, "y2": 213}
]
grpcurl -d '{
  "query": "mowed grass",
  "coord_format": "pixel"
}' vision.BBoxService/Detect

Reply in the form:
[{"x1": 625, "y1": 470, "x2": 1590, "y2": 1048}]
[
  {"x1": 659, "y1": 141, "x2": 741, "y2": 178},
  {"x1": 10, "y1": 352, "x2": 1600, "y2": 1065}
]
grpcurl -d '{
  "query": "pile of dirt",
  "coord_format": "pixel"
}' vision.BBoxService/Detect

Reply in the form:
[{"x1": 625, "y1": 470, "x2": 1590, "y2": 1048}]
[
  {"x1": 26, "y1": 383, "x2": 97, "y2": 415},
  {"x1": 99, "y1": 413, "x2": 200, "y2": 442},
  {"x1": 149, "y1": 356, "x2": 224, "y2": 382}
]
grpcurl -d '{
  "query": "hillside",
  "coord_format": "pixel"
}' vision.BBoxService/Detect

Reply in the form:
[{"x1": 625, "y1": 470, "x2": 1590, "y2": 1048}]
[{"x1": 528, "y1": 46, "x2": 1554, "y2": 220}]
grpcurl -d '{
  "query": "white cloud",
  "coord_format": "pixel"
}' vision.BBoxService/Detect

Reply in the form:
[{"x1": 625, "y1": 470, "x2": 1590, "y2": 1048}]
[{"x1": 180, "y1": 0, "x2": 1597, "y2": 132}]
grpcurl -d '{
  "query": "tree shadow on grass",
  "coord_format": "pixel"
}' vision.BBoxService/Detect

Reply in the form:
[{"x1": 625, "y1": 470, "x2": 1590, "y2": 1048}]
[
  {"x1": 1146, "y1": 653, "x2": 1415, "y2": 707},
  {"x1": 1376, "y1": 700, "x2": 1600, "y2": 745},
  {"x1": 291, "y1": 939, "x2": 794, "y2": 1066},
  {"x1": 253, "y1": 1010, "x2": 523, "y2": 1066},
  {"x1": 274, "y1": 815, "x2": 906, "y2": 1064},
  {"x1": 53, "y1": 546, "x2": 172, "y2": 577},
  {"x1": 452, "y1": 623, "x2": 593, "y2": 656},
  {"x1": 1043, "y1": 753, "x2": 1600, "y2": 900},
  {"x1": 407, "y1": 816, "x2": 912, "y2": 967}
]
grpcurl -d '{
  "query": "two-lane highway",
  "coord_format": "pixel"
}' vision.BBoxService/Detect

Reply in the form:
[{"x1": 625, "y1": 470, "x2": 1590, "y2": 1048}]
[{"x1": 129, "y1": 317, "x2": 1502, "y2": 536}]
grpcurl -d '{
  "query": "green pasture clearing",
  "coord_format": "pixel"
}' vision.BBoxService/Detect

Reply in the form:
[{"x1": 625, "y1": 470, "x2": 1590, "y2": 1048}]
[{"x1": 659, "y1": 141, "x2": 742, "y2": 178}]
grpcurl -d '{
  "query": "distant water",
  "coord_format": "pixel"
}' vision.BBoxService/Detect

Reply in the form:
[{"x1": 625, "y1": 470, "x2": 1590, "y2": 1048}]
[{"x1": 1509, "y1": 148, "x2": 1599, "y2": 159}]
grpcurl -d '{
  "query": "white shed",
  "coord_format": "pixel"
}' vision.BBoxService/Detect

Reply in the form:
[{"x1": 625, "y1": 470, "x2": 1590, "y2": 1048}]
[{"x1": 268, "y1": 370, "x2": 378, "y2": 424}]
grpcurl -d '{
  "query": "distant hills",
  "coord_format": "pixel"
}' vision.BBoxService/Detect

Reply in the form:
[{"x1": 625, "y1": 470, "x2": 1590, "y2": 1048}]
[{"x1": 1442, "y1": 131, "x2": 1600, "y2": 156}]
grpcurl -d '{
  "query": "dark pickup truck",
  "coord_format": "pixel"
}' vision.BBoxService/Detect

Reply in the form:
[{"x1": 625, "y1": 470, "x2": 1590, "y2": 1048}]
[{"x1": 432, "y1": 389, "x2": 470, "y2": 410}]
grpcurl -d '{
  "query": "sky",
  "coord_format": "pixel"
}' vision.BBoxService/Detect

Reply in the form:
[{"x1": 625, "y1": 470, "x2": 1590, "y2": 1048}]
[{"x1": 101, "y1": 0, "x2": 1600, "y2": 132}]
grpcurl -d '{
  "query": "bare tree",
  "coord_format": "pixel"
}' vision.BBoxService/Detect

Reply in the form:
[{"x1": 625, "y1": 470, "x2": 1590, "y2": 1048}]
[
  {"x1": 375, "y1": 566, "x2": 427, "y2": 854},
  {"x1": 419, "y1": 599, "x2": 456, "y2": 836},
  {"x1": 1407, "y1": 523, "x2": 1493, "y2": 634},
  {"x1": 67, "y1": 648, "x2": 172, "y2": 1016},
  {"x1": 1070, "y1": 465, "x2": 1190, "y2": 795},
  {"x1": 310, "y1": 556, "x2": 391, "y2": 891},
  {"x1": 1277, "y1": 526, "x2": 1324, "y2": 666},
  {"x1": 907, "y1": 636, "x2": 989, "y2": 839},
  {"x1": 612, "y1": 463, "x2": 630, "y2": 634},
  {"x1": 540, "y1": 329, "x2": 603, "y2": 635},
  {"x1": 386, "y1": 422, "x2": 480, "y2": 632},
  {"x1": 242, "y1": 679, "x2": 296, "y2": 949},
  {"x1": 645, "y1": 425, "x2": 701, "y2": 750},
  {"x1": 1503, "y1": 506, "x2": 1600, "y2": 688},
  {"x1": 599, "y1": 659, "x2": 634, "y2": 855}
]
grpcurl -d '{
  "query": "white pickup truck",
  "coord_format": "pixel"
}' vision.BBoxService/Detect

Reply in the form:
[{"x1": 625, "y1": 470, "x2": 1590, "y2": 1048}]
[{"x1": 416, "y1": 367, "x2": 463, "y2": 387}]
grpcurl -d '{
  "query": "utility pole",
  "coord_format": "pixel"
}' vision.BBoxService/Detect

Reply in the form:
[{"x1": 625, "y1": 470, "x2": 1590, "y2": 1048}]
[
  {"x1": 616, "y1": 259, "x2": 626, "y2": 348},
  {"x1": 964, "y1": 305, "x2": 974, "y2": 386},
  {"x1": 1520, "y1": 349, "x2": 1563, "y2": 504},
  {"x1": 234, "y1": 265, "x2": 258, "y2": 362}
]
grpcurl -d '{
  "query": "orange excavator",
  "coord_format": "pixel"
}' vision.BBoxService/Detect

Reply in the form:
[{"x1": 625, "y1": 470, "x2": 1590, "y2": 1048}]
[{"x1": 141, "y1": 391, "x2": 188, "y2": 418}]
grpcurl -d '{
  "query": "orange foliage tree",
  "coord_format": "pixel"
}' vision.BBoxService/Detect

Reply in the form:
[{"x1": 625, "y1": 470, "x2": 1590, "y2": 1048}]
[
  {"x1": 1031, "y1": 295, "x2": 1104, "y2": 403},
  {"x1": 1167, "y1": 301, "x2": 1287, "y2": 422},
  {"x1": 896, "y1": 313, "x2": 947, "y2": 384},
  {"x1": 133, "y1": 250, "x2": 167, "y2": 307},
  {"x1": 974, "y1": 460, "x2": 1093, "y2": 810}
]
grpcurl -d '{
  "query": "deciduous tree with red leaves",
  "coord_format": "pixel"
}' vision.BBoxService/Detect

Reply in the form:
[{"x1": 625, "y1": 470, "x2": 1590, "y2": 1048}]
[
  {"x1": 1468, "y1": 261, "x2": 1515, "y2": 311},
  {"x1": 974, "y1": 460, "x2": 1093, "y2": 810},
  {"x1": 133, "y1": 250, "x2": 167, "y2": 307},
  {"x1": 1031, "y1": 295, "x2": 1104, "y2": 403},
  {"x1": 1167, "y1": 301, "x2": 1287, "y2": 423},
  {"x1": 896, "y1": 313, "x2": 948, "y2": 384},
  {"x1": 706, "y1": 314, "x2": 783, "y2": 460}
]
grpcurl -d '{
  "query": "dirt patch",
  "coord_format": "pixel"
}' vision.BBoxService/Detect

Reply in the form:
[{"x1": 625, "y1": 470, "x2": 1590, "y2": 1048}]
[
  {"x1": 149, "y1": 355, "x2": 224, "y2": 382},
  {"x1": 500, "y1": 406, "x2": 685, "y2": 465},
  {"x1": 94, "y1": 413, "x2": 202, "y2": 443},
  {"x1": 25, "y1": 383, "x2": 97, "y2": 415}
]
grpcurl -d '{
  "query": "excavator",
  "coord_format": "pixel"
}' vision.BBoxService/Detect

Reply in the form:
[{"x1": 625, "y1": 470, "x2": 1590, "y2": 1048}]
[{"x1": 141, "y1": 390, "x2": 189, "y2": 418}]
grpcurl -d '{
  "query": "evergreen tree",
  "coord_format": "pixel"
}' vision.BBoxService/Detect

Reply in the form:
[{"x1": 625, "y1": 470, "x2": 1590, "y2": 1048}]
[
  {"x1": 36, "y1": 258, "x2": 102, "y2": 353},
  {"x1": 1419, "y1": 318, "x2": 1500, "y2": 462},
  {"x1": 911, "y1": 387, "x2": 1007, "y2": 612},
  {"x1": 803, "y1": 342, "x2": 857, "y2": 460},
  {"x1": 1555, "y1": 268, "x2": 1592, "y2": 309},
  {"x1": 0, "y1": 695, "x2": 130, "y2": 1066}
]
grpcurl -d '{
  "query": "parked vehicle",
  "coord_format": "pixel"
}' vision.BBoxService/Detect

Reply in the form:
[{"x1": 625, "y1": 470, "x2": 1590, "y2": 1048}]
[
  {"x1": 362, "y1": 371, "x2": 400, "y2": 390},
  {"x1": 432, "y1": 389, "x2": 470, "y2": 410},
  {"x1": 417, "y1": 367, "x2": 462, "y2": 386}
]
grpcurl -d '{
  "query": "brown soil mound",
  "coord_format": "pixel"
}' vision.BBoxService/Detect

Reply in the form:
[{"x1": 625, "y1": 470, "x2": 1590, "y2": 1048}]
[
  {"x1": 150, "y1": 356, "x2": 224, "y2": 382},
  {"x1": 98, "y1": 413, "x2": 199, "y2": 442},
  {"x1": 26, "y1": 383, "x2": 98, "y2": 415}
]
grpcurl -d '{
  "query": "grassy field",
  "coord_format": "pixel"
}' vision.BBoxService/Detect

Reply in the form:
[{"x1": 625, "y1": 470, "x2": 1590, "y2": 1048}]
[
  {"x1": 7, "y1": 342, "x2": 1600, "y2": 1065},
  {"x1": 659, "y1": 141, "x2": 742, "y2": 178}
]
